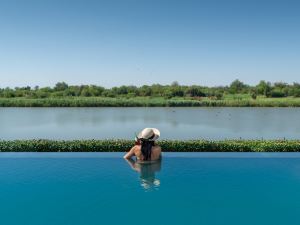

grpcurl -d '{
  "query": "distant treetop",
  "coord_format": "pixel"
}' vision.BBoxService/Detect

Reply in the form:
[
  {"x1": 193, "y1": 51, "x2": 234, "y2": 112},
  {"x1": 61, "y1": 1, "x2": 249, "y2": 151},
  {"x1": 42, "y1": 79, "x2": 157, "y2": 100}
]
[{"x1": 0, "y1": 80, "x2": 300, "y2": 99}]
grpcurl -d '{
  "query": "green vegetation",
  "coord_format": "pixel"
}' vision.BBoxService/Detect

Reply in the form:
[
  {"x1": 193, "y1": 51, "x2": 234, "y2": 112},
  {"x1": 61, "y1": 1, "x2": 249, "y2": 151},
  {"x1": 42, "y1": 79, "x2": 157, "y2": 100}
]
[
  {"x1": 1, "y1": 139, "x2": 300, "y2": 152},
  {"x1": 1, "y1": 80, "x2": 300, "y2": 107},
  {"x1": 2, "y1": 80, "x2": 300, "y2": 99},
  {"x1": 1, "y1": 96, "x2": 300, "y2": 107}
]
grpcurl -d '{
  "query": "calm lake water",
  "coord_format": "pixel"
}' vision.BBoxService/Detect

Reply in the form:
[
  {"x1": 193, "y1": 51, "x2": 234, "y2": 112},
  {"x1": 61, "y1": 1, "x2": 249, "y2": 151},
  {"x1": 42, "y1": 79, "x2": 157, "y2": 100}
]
[
  {"x1": 0, "y1": 152, "x2": 300, "y2": 225},
  {"x1": 0, "y1": 107, "x2": 300, "y2": 140}
]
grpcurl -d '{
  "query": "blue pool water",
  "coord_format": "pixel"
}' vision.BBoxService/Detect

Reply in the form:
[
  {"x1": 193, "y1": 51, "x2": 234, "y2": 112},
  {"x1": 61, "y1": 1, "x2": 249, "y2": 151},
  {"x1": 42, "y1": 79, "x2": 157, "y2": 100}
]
[{"x1": 1, "y1": 153, "x2": 300, "y2": 225}]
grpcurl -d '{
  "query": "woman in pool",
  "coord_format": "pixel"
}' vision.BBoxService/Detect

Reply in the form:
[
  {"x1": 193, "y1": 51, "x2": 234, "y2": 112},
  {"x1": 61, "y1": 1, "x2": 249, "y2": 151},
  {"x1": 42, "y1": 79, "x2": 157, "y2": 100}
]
[{"x1": 123, "y1": 128, "x2": 161, "y2": 161}]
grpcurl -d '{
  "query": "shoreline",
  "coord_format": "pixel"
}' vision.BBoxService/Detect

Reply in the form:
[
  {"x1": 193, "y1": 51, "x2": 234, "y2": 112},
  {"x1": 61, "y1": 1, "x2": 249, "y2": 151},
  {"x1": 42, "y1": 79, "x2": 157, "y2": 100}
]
[{"x1": 1, "y1": 97, "x2": 300, "y2": 107}]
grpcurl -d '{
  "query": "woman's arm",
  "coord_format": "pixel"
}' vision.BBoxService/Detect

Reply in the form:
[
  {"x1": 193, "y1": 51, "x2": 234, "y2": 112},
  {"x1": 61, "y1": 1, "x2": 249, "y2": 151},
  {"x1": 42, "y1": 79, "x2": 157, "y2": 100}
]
[
  {"x1": 123, "y1": 146, "x2": 136, "y2": 159},
  {"x1": 124, "y1": 158, "x2": 139, "y2": 172}
]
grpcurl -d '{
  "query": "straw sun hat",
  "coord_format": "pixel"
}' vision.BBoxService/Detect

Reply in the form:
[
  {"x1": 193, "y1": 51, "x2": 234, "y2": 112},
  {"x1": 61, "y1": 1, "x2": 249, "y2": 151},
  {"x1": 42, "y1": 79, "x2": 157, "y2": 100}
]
[{"x1": 137, "y1": 128, "x2": 160, "y2": 141}]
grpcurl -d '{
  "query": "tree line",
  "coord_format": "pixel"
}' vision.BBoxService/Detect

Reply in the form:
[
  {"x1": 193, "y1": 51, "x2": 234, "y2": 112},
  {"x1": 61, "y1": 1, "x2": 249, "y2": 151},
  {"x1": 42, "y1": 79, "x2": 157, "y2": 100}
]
[{"x1": 1, "y1": 80, "x2": 300, "y2": 99}]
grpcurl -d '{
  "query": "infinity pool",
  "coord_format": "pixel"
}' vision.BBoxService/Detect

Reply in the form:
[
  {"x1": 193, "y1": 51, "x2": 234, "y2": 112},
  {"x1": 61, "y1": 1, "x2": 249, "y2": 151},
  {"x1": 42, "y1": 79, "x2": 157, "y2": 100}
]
[{"x1": 1, "y1": 153, "x2": 300, "y2": 225}]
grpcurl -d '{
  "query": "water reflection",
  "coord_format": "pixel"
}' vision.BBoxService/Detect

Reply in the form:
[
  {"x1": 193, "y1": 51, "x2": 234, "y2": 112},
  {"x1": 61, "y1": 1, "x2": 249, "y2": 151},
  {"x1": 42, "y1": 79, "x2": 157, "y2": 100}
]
[{"x1": 125, "y1": 158, "x2": 162, "y2": 191}]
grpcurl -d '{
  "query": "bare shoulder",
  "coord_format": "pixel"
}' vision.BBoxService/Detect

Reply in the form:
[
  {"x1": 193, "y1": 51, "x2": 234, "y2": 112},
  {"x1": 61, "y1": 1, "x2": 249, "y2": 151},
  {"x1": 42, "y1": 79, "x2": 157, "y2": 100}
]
[
  {"x1": 154, "y1": 143, "x2": 161, "y2": 148},
  {"x1": 151, "y1": 145, "x2": 161, "y2": 160},
  {"x1": 153, "y1": 145, "x2": 162, "y2": 152},
  {"x1": 133, "y1": 145, "x2": 141, "y2": 152}
]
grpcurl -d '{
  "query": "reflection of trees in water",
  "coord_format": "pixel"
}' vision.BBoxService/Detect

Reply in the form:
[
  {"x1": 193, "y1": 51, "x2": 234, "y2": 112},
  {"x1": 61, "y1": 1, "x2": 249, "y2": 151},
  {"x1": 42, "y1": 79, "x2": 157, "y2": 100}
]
[{"x1": 125, "y1": 159, "x2": 162, "y2": 191}]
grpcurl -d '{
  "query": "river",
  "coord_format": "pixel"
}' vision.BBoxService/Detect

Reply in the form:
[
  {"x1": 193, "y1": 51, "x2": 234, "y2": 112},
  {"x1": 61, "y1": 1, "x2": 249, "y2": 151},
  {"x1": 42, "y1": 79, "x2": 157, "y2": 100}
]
[{"x1": 0, "y1": 107, "x2": 299, "y2": 140}]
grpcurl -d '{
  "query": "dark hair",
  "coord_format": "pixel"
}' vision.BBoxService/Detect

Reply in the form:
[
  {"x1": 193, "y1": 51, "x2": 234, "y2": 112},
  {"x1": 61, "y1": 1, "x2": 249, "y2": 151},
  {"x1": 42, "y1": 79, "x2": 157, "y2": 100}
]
[{"x1": 141, "y1": 140, "x2": 155, "y2": 161}]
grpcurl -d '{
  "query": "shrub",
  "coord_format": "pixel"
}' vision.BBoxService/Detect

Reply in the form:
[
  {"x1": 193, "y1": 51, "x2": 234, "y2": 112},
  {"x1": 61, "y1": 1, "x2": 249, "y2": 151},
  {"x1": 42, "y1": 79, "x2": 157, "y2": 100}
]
[
  {"x1": 269, "y1": 89, "x2": 285, "y2": 98},
  {"x1": 251, "y1": 92, "x2": 257, "y2": 100},
  {"x1": 1, "y1": 139, "x2": 300, "y2": 152},
  {"x1": 293, "y1": 89, "x2": 300, "y2": 97}
]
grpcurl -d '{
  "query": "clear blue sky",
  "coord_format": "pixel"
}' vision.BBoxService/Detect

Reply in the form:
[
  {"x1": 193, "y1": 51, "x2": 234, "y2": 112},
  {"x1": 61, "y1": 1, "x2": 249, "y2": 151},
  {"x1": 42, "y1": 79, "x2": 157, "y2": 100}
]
[{"x1": 0, "y1": 0, "x2": 299, "y2": 88}]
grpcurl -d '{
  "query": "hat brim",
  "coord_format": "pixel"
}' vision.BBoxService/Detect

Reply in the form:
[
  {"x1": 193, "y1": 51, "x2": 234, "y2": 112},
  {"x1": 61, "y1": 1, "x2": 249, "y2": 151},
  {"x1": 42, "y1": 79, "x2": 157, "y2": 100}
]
[
  {"x1": 137, "y1": 128, "x2": 160, "y2": 141},
  {"x1": 151, "y1": 128, "x2": 160, "y2": 141}
]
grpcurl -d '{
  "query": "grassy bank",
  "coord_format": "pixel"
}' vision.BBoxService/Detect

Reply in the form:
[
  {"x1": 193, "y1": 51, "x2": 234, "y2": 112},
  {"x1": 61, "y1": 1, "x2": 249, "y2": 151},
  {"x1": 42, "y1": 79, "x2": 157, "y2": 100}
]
[
  {"x1": 1, "y1": 139, "x2": 300, "y2": 152},
  {"x1": 1, "y1": 96, "x2": 300, "y2": 107}
]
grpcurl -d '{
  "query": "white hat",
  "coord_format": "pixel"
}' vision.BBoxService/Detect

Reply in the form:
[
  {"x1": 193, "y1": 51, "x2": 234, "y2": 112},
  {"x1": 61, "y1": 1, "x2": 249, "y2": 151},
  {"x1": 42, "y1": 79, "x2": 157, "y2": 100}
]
[{"x1": 137, "y1": 128, "x2": 160, "y2": 141}]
